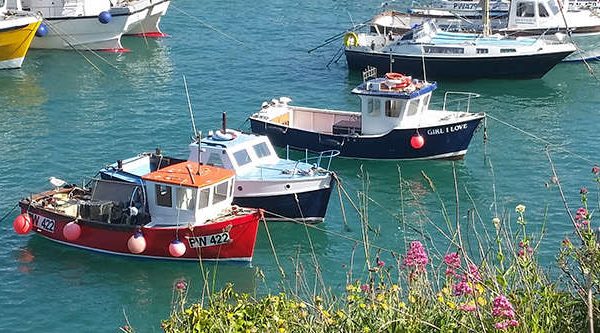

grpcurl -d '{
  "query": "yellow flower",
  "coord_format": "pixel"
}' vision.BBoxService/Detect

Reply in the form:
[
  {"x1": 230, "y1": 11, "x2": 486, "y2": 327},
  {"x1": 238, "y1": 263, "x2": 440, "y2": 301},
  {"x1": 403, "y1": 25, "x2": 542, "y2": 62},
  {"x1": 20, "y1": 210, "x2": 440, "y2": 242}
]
[
  {"x1": 447, "y1": 301, "x2": 456, "y2": 309},
  {"x1": 475, "y1": 283, "x2": 484, "y2": 294},
  {"x1": 398, "y1": 301, "x2": 406, "y2": 309},
  {"x1": 515, "y1": 204, "x2": 526, "y2": 213},
  {"x1": 298, "y1": 302, "x2": 307, "y2": 309},
  {"x1": 346, "y1": 284, "x2": 356, "y2": 292},
  {"x1": 227, "y1": 312, "x2": 234, "y2": 320},
  {"x1": 477, "y1": 296, "x2": 487, "y2": 306},
  {"x1": 362, "y1": 327, "x2": 371, "y2": 333},
  {"x1": 359, "y1": 303, "x2": 366, "y2": 309},
  {"x1": 278, "y1": 328, "x2": 286, "y2": 333},
  {"x1": 437, "y1": 293, "x2": 444, "y2": 303},
  {"x1": 391, "y1": 284, "x2": 400, "y2": 292},
  {"x1": 408, "y1": 295, "x2": 416, "y2": 303},
  {"x1": 442, "y1": 287, "x2": 450, "y2": 295},
  {"x1": 376, "y1": 293, "x2": 385, "y2": 302}
]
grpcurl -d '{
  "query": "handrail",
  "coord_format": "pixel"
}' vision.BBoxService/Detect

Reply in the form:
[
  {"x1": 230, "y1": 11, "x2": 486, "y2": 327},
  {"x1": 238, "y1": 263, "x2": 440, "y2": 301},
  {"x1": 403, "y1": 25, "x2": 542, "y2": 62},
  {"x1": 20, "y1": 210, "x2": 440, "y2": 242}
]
[{"x1": 442, "y1": 91, "x2": 480, "y2": 112}]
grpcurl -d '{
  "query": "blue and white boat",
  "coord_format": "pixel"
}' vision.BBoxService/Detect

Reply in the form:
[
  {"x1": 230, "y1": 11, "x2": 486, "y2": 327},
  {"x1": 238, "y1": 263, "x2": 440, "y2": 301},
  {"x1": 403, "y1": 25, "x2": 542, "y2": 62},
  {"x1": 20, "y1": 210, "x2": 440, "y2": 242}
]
[
  {"x1": 344, "y1": 20, "x2": 575, "y2": 79},
  {"x1": 249, "y1": 70, "x2": 484, "y2": 160},
  {"x1": 99, "y1": 127, "x2": 338, "y2": 223}
]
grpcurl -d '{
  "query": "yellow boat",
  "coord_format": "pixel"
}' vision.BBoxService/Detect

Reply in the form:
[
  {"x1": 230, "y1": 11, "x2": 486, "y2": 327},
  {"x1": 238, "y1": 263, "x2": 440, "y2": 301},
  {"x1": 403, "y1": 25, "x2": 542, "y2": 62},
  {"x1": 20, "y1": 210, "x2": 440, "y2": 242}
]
[{"x1": 0, "y1": 7, "x2": 41, "y2": 69}]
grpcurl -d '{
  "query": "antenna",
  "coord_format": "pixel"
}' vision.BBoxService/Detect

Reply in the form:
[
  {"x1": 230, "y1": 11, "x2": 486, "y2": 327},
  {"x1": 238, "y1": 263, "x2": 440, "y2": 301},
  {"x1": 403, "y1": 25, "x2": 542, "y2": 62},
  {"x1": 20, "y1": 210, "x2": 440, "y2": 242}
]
[
  {"x1": 183, "y1": 74, "x2": 198, "y2": 138},
  {"x1": 389, "y1": 54, "x2": 394, "y2": 73},
  {"x1": 196, "y1": 130, "x2": 203, "y2": 173}
]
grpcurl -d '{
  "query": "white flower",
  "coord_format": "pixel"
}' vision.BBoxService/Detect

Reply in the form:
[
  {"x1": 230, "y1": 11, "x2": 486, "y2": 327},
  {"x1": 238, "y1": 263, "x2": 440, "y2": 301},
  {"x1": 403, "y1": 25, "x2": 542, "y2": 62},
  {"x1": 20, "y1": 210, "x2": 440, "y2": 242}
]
[{"x1": 515, "y1": 204, "x2": 526, "y2": 214}]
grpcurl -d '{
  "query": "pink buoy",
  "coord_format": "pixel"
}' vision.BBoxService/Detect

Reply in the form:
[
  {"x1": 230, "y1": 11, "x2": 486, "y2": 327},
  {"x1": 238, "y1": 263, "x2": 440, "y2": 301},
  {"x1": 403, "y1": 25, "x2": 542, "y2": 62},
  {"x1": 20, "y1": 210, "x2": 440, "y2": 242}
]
[
  {"x1": 62, "y1": 222, "x2": 81, "y2": 241},
  {"x1": 168, "y1": 240, "x2": 186, "y2": 257},
  {"x1": 410, "y1": 133, "x2": 425, "y2": 149},
  {"x1": 127, "y1": 232, "x2": 146, "y2": 254},
  {"x1": 13, "y1": 214, "x2": 32, "y2": 235}
]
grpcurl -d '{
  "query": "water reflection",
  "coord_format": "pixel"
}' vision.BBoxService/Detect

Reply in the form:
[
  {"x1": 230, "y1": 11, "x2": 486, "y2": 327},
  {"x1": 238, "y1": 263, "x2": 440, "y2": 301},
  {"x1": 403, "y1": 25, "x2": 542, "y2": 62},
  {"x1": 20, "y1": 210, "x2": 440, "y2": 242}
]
[{"x1": 0, "y1": 71, "x2": 47, "y2": 109}]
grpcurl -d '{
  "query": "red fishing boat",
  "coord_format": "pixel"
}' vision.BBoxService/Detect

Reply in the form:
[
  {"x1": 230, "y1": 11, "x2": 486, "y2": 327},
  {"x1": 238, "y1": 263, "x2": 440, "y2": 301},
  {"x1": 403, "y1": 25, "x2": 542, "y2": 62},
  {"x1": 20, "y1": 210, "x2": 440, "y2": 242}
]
[{"x1": 13, "y1": 161, "x2": 262, "y2": 262}]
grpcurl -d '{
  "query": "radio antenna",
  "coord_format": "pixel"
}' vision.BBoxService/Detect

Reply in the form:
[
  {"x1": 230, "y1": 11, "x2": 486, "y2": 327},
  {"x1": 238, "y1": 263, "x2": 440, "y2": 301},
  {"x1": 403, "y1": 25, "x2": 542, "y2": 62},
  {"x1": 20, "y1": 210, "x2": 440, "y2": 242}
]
[{"x1": 183, "y1": 74, "x2": 198, "y2": 138}]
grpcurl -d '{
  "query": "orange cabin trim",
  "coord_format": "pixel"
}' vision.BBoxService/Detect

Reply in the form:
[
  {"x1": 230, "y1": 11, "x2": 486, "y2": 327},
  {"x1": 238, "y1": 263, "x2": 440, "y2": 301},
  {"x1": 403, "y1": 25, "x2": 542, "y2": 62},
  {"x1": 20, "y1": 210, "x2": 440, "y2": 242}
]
[{"x1": 142, "y1": 162, "x2": 235, "y2": 188}]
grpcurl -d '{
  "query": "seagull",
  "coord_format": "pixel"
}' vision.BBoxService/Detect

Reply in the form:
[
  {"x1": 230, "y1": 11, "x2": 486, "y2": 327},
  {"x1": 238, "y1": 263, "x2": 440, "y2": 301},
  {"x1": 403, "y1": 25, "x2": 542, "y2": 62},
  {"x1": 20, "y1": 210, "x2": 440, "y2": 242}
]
[{"x1": 49, "y1": 177, "x2": 67, "y2": 189}]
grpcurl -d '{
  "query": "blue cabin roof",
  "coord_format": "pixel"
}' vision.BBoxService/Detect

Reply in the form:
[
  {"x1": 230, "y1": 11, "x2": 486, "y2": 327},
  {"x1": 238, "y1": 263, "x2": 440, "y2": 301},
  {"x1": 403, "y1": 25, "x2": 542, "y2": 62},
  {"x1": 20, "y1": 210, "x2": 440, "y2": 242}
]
[{"x1": 351, "y1": 77, "x2": 437, "y2": 99}]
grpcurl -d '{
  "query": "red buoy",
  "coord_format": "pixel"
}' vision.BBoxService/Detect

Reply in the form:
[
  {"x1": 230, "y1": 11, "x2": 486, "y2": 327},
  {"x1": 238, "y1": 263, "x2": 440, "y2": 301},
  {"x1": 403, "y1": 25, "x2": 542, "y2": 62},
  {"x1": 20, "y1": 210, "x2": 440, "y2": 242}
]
[
  {"x1": 63, "y1": 222, "x2": 81, "y2": 241},
  {"x1": 168, "y1": 240, "x2": 186, "y2": 257},
  {"x1": 13, "y1": 214, "x2": 32, "y2": 235},
  {"x1": 410, "y1": 133, "x2": 425, "y2": 149}
]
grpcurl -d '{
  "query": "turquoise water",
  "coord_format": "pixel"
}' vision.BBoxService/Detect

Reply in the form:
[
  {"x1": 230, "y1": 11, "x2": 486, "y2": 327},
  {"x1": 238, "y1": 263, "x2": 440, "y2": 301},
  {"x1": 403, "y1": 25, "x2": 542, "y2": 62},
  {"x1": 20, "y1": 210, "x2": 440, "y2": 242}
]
[{"x1": 1, "y1": 0, "x2": 600, "y2": 331}]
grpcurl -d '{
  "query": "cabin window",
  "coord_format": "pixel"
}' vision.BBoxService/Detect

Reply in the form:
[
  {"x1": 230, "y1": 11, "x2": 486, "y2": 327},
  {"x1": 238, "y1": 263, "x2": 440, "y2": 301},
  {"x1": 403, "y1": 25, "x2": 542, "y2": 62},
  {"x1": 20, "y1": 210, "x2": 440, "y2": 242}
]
[
  {"x1": 253, "y1": 142, "x2": 271, "y2": 158},
  {"x1": 367, "y1": 99, "x2": 381, "y2": 116},
  {"x1": 176, "y1": 187, "x2": 196, "y2": 211},
  {"x1": 538, "y1": 4, "x2": 549, "y2": 17},
  {"x1": 213, "y1": 181, "x2": 229, "y2": 204},
  {"x1": 517, "y1": 2, "x2": 535, "y2": 17},
  {"x1": 547, "y1": 1, "x2": 559, "y2": 14},
  {"x1": 476, "y1": 48, "x2": 488, "y2": 54},
  {"x1": 424, "y1": 46, "x2": 464, "y2": 54},
  {"x1": 385, "y1": 100, "x2": 402, "y2": 118},
  {"x1": 207, "y1": 153, "x2": 223, "y2": 167},
  {"x1": 155, "y1": 184, "x2": 172, "y2": 207},
  {"x1": 422, "y1": 94, "x2": 431, "y2": 108},
  {"x1": 233, "y1": 149, "x2": 252, "y2": 166},
  {"x1": 500, "y1": 48, "x2": 516, "y2": 53},
  {"x1": 198, "y1": 188, "x2": 210, "y2": 209},
  {"x1": 406, "y1": 100, "x2": 420, "y2": 116}
]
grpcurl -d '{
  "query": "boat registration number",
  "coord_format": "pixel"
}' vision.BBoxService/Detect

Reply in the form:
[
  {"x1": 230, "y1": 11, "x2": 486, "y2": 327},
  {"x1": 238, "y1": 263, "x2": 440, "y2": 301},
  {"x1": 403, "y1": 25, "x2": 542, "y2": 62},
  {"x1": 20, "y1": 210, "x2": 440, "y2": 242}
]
[
  {"x1": 187, "y1": 232, "x2": 230, "y2": 248},
  {"x1": 31, "y1": 213, "x2": 55, "y2": 233}
]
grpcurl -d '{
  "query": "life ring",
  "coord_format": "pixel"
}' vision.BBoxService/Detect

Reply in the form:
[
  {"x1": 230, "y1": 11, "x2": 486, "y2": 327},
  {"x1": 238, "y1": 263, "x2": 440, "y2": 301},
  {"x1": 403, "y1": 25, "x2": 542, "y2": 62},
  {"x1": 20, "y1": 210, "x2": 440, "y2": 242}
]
[
  {"x1": 213, "y1": 129, "x2": 238, "y2": 141},
  {"x1": 343, "y1": 32, "x2": 359, "y2": 47},
  {"x1": 385, "y1": 72, "x2": 412, "y2": 89}
]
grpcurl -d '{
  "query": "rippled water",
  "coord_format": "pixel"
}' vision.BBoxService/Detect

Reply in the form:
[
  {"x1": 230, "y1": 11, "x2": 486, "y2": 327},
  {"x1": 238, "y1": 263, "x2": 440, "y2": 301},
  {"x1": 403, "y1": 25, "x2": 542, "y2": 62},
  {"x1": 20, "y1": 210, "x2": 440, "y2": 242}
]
[{"x1": 1, "y1": 0, "x2": 599, "y2": 331}]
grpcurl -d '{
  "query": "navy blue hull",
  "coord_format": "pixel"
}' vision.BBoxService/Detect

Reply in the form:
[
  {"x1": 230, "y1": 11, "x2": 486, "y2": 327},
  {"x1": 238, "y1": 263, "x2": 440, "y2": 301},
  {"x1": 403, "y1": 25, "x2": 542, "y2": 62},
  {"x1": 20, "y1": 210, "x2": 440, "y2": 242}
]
[
  {"x1": 250, "y1": 117, "x2": 484, "y2": 160},
  {"x1": 345, "y1": 50, "x2": 572, "y2": 79},
  {"x1": 232, "y1": 183, "x2": 334, "y2": 222}
]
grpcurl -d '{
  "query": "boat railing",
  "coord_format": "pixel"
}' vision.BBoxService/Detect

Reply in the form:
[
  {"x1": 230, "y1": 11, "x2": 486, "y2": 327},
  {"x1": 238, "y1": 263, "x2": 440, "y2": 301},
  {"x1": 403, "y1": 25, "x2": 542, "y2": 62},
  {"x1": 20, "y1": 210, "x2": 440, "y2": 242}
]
[
  {"x1": 442, "y1": 91, "x2": 480, "y2": 112},
  {"x1": 286, "y1": 146, "x2": 340, "y2": 171}
]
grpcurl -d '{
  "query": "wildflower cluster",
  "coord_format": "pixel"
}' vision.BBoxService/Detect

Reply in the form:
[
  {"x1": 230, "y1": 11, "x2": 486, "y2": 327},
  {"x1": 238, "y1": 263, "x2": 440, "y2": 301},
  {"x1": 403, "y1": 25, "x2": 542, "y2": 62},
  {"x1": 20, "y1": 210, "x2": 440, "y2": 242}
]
[
  {"x1": 574, "y1": 207, "x2": 590, "y2": 229},
  {"x1": 492, "y1": 295, "x2": 519, "y2": 330},
  {"x1": 402, "y1": 241, "x2": 428, "y2": 273}
]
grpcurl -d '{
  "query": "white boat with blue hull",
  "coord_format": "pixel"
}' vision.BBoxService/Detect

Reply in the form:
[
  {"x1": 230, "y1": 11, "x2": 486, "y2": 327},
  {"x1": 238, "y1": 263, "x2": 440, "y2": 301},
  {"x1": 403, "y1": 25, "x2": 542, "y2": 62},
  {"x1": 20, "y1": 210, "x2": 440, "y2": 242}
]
[
  {"x1": 99, "y1": 129, "x2": 338, "y2": 223},
  {"x1": 249, "y1": 71, "x2": 485, "y2": 160},
  {"x1": 345, "y1": 21, "x2": 575, "y2": 79}
]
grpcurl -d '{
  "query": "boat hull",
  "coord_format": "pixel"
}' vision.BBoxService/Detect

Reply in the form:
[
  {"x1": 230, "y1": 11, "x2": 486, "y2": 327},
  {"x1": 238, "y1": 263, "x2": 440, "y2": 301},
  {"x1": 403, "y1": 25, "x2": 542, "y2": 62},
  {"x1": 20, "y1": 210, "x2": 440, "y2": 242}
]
[
  {"x1": 0, "y1": 20, "x2": 40, "y2": 69},
  {"x1": 250, "y1": 116, "x2": 484, "y2": 160},
  {"x1": 233, "y1": 178, "x2": 335, "y2": 223},
  {"x1": 344, "y1": 49, "x2": 573, "y2": 79},
  {"x1": 19, "y1": 202, "x2": 261, "y2": 262},
  {"x1": 32, "y1": 15, "x2": 128, "y2": 51},
  {"x1": 123, "y1": 0, "x2": 170, "y2": 36}
]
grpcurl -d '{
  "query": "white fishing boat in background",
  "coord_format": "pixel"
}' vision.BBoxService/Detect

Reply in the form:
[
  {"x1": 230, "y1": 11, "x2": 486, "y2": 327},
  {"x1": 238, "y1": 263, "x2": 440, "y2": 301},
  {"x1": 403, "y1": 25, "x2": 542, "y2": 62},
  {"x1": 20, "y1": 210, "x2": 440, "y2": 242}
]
[
  {"x1": 13, "y1": 0, "x2": 128, "y2": 51},
  {"x1": 370, "y1": 0, "x2": 600, "y2": 61},
  {"x1": 0, "y1": 1, "x2": 41, "y2": 69},
  {"x1": 112, "y1": 0, "x2": 171, "y2": 37}
]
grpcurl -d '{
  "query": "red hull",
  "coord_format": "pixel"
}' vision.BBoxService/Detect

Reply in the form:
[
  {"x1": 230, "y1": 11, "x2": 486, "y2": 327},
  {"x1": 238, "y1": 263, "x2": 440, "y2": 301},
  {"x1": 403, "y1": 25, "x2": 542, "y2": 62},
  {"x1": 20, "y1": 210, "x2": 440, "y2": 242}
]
[{"x1": 19, "y1": 203, "x2": 261, "y2": 262}]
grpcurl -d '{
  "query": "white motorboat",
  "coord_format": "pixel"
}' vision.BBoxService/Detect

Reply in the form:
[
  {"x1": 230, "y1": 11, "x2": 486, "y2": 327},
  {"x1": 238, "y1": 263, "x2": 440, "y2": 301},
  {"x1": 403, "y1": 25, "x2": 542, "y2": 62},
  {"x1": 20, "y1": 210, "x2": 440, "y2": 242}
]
[
  {"x1": 112, "y1": 0, "x2": 171, "y2": 37},
  {"x1": 345, "y1": 20, "x2": 575, "y2": 79},
  {"x1": 370, "y1": 0, "x2": 600, "y2": 61}
]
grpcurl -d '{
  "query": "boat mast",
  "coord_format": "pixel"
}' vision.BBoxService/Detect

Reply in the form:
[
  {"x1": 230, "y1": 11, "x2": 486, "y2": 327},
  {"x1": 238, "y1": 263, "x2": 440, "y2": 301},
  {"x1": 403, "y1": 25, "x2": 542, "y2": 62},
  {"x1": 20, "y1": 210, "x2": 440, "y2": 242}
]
[{"x1": 482, "y1": 0, "x2": 491, "y2": 36}]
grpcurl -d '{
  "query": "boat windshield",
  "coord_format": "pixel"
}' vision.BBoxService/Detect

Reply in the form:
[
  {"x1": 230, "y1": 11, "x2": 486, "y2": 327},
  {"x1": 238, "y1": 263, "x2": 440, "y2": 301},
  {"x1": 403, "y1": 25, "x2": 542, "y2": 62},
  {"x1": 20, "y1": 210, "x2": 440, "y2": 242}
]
[
  {"x1": 176, "y1": 187, "x2": 196, "y2": 211},
  {"x1": 233, "y1": 149, "x2": 253, "y2": 167},
  {"x1": 252, "y1": 142, "x2": 271, "y2": 159}
]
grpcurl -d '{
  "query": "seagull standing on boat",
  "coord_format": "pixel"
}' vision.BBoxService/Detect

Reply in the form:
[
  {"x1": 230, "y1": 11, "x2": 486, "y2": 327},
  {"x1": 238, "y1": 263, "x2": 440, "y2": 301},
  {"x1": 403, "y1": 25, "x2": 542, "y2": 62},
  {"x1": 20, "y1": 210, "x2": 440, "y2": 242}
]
[{"x1": 49, "y1": 177, "x2": 67, "y2": 189}]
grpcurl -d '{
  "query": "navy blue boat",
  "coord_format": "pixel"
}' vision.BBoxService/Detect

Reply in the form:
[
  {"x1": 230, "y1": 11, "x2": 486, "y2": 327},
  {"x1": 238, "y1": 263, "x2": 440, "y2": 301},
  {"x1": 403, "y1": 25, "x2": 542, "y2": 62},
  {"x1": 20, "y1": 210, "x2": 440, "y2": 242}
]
[{"x1": 250, "y1": 72, "x2": 485, "y2": 160}]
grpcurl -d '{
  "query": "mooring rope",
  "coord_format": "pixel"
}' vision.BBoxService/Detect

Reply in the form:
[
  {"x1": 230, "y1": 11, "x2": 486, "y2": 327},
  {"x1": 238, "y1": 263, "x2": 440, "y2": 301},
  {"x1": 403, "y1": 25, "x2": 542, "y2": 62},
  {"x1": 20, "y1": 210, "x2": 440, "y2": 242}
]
[
  {"x1": 485, "y1": 113, "x2": 597, "y2": 165},
  {"x1": 0, "y1": 203, "x2": 18, "y2": 224}
]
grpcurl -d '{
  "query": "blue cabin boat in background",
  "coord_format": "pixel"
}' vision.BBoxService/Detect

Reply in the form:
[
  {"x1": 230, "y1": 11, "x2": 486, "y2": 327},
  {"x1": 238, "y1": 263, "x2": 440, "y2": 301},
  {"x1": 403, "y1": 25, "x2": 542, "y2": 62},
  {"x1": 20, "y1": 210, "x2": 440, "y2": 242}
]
[{"x1": 249, "y1": 70, "x2": 485, "y2": 160}]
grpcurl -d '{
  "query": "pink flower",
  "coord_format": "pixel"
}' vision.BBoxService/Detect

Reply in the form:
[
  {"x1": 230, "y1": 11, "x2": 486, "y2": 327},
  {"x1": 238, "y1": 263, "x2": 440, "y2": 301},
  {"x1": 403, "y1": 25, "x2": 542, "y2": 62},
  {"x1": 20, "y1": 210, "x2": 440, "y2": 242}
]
[
  {"x1": 360, "y1": 284, "x2": 370, "y2": 292},
  {"x1": 581, "y1": 187, "x2": 588, "y2": 195},
  {"x1": 175, "y1": 280, "x2": 187, "y2": 291},
  {"x1": 467, "y1": 264, "x2": 482, "y2": 282},
  {"x1": 377, "y1": 259, "x2": 385, "y2": 267},
  {"x1": 492, "y1": 295, "x2": 516, "y2": 320},
  {"x1": 459, "y1": 303, "x2": 477, "y2": 312},
  {"x1": 453, "y1": 280, "x2": 473, "y2": 296},
  {"x1": 562, "y1": 238, "x2": 571, "y2": 246},
  {"x1": 444, "y1": 252, "x2": 461, "y2": 276},
  {"x1": 593, "y1": 165, "x2": 600, "y2": 175},
  {"x1": 403, "y1": 241, "x2": 429, "y2": 272},
  {"x1": 575, "y1": 208, "x2": 588, "y2": 221}
]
